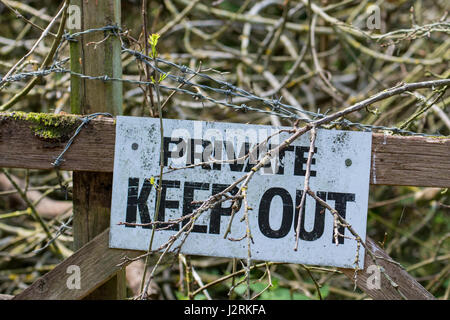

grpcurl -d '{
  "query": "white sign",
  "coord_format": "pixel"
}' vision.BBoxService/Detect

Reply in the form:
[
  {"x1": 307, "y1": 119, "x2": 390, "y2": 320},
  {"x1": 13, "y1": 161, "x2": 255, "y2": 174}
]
[{"x1": 110, "y1": 117, "x2": 372, "y2": 269}]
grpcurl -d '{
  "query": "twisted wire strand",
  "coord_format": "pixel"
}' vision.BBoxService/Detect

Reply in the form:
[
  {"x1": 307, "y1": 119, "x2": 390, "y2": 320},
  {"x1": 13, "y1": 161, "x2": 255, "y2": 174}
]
[{"x1": 0, "y1": 25, "x2": 447, "y2": 138}]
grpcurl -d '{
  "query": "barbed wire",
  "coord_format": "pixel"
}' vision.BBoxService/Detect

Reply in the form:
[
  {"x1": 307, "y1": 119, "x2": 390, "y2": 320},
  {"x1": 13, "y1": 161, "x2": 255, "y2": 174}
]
[
  {"x1": 51, "y1": 112, "x2": 114, "y2": 167},
  {"x1": 0, "y1": 25, "x2": 447, "y2": 138}
]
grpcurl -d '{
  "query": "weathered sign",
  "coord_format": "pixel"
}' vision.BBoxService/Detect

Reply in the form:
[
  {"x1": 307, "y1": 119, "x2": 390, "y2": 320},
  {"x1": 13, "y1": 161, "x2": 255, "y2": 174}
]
[{"x1": 109, "y1": 117, "x2": 372, "y2": 268}]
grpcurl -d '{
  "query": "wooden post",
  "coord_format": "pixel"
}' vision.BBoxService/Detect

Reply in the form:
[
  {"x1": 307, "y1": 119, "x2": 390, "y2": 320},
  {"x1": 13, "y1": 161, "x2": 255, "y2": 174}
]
[{"x1": 69, "y1": 0, "x2": 125, "y2": 299}]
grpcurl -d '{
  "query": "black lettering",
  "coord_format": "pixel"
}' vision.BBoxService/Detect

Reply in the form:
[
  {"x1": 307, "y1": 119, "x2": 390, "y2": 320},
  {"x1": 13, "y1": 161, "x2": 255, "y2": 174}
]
[
  {"x1": 225, "y1": 141, "x2": 249, "y2": 172},
  {"x1": 262, "y1": 143, "x2": 273, "y2": 174},
  {"x1": 200, "y1": 140, "x2": 213, "y2": 170},
  {"x1": 182, "y1": 182, "x2": 209, "y2": 233},
  {"x1": 163, "y1": 137, "x2": 185, "y2": 166},
  {"x1": 276, "y1": 145, "x2": 294, "y2": 175},
  {"x1": 125, "y1": 178, "x2": 153, "y2": 229},
  {"x1": 249, "y1": 143, "x2": 273, "y2": 174},
  {"x1": 155, "y1": 180, "x2": 180, "y2": 230},
  {"x1": 187, "y1": 139, "x2": 204, "y2": 166},
  {"x1": 294, "y1": 190, "x2": 326, "y2": 241},
  {"x1": 244, "y1": 143, "x2": 259, "y2": 172},
  {"x1": 327, "y1": 192, "x2": 356, "y2": 244},
  {"x1": 294, "y1": 146, "x2": 317, "y2": 177},
  {"x1": 209, "y1": 184, "x2": 240, "y2": 234},
  {"x1": 258, "y1": 188, "x2": 293, "y2": 238},
  {"x1": 212, "y1": 140, "x2": 222, "y2": 171}
]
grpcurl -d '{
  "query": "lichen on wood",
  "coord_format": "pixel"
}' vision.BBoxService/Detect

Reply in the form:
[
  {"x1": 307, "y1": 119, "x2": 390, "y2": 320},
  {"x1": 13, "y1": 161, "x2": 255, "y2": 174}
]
[{"x1": 0, "y1": 112, "x2": 79, "y2": 141}]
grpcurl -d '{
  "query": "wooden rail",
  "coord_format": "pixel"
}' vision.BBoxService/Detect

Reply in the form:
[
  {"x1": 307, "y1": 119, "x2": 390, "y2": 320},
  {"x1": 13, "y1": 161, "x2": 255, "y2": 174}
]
[
  {"x1": 13, "y1": 229, "x2": 143, "y2": 300},
  {"x1": 13, "y1": 228, "x2": 434, "y2": 300},
  {"x1": 1, "y1": 112, "x2": 449, "y2": 188}
]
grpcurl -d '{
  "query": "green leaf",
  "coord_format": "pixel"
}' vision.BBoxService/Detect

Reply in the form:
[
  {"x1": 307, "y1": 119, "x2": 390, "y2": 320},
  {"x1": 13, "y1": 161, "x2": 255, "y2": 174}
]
[
  {"x1": 233, "y1": 283, "x2": 247, "y2": 296},
  {"x1": 261, "y1": 288, "x2": 288, "y2": 300},
  {"x1": 259, "y1": 287, "x2": 305, "y2": 300},
  {"x1": 175, "y1": 291, "x2": 188, "y2": 300},
  {"x1": 271, "y1": 277, "x2": 280, "y2": 289},
  {"x1": 249, "y1": 281, "x2": 268, "y2": 293},
  {"x1": 319, "y1": 284, "x2": 330, "y2": 299},
  {"x1": 148, "y1": 33, "x2": 160, "y2": 58},
  {"x1": 292, "y1": 292, "x2": 310, "y2": 300},
  {"x1": 159, "y1": 72, "x2": 170, "y2": 82}
]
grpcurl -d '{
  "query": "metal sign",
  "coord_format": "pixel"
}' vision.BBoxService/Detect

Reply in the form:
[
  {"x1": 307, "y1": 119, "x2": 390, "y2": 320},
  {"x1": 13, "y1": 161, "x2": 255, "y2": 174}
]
[{"x1": 109, "y1": 116, "x2": 372, "y2": 269}]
